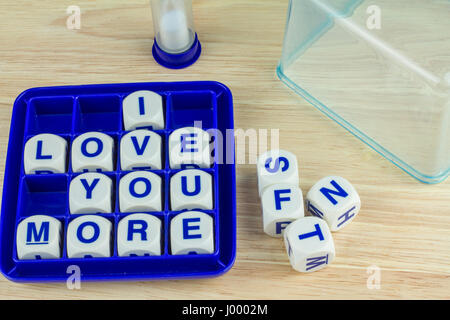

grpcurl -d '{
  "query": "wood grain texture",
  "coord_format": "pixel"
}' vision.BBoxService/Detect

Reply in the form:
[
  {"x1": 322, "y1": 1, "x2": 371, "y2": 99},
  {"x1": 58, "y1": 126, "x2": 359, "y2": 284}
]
[{"x1": 0, "y1": 0, "x2": 448, "y2": 299}]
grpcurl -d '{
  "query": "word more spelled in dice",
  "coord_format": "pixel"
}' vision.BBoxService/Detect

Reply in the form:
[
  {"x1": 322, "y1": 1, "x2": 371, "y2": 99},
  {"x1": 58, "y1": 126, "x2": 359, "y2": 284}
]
[
  {"x1": 23, "y1": 134, "x2": 68, "y2": 174},
  {"x1": 117, "y1": 213, "x2": 162, "y2": 256},
  {"x1": 16, "y1": 215, "x2": 62, "y2": 260},
  {"x1": 66, "y1": 215, "x2": 112, "y2": 258},
  {"x1": 170, "y1": 211, "x2": 214, "y2": 255},
  {"x1": 306, "y1": 176, "x2": 361, "y2": 231},
  {"x1": 284, "y1": 216, "x2": 335, "y2": 272},
  {"x1": 71, "y1": 131, "x2": 115, "y2": 172},
  {"x1": 257, "y1": 150, "x2": 299, "y2": 196},
  {"x1": 261, "y1": 183, "x2": 304, "y2": 237},
  {"x1": 122, "y1": 90, "x2": 164, "y2": 130}
]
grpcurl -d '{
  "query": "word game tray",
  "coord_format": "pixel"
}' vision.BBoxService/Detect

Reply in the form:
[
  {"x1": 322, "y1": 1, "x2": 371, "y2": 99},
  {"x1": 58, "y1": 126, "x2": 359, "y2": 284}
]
[{"x1": 0, "y1": 81, "x2": 236, "y2": 282}]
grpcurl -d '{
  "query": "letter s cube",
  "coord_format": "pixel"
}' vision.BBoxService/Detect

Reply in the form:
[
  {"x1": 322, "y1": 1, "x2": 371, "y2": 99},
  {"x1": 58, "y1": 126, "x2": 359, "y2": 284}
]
[{"x1": 257, "y1": 150, "x2": 299, "y2": 196}]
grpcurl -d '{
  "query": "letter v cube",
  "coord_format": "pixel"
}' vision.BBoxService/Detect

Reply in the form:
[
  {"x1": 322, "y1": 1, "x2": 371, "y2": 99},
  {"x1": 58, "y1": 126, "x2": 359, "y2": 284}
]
[{"x1": 120, "y1": 130, "x2": 162, "y2": 170}]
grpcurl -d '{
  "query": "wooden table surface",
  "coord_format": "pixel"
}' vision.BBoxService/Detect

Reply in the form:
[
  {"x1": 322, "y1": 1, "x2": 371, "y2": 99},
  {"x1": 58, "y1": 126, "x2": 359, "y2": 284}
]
[{"x1": 0, "y1": 0, "x2": 448, "y2": 300}]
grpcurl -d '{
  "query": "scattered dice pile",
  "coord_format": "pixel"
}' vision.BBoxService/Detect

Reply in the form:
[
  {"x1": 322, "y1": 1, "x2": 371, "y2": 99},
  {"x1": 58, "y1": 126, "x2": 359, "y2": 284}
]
[{"x1": 257, "y1": 150, "x2": 361, "y2": 272}]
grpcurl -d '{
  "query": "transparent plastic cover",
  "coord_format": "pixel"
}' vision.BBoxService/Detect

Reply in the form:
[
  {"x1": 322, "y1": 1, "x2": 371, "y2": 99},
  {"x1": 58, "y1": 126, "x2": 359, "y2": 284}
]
[{"x1": 277, "y1": 0, "x2": 450, "y2": 183}]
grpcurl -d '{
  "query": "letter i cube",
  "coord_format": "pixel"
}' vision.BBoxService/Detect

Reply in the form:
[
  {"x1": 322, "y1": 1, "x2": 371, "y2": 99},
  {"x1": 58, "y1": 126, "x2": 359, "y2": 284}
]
[{"x1": 306, "y1": 176, "x2": 361, "y2": 231}]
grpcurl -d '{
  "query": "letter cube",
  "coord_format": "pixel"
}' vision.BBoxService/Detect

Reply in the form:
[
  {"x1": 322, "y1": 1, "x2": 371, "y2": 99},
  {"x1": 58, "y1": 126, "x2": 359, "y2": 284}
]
[
  {"x1": 284, "y1": 217, "x2": 335, "y2": 272},
  {"x1": 170, "y1": 211, "x2": 214, "y2": 255},
  {"x1": 120, "y1": 130, "x2": 162, "y2": 170},
  {"x1": 23, "y1": 134, "x2": 67, "y2": 174},
  {"x1": 69, "y1": 172, "x2": 113, "y2": 214},
  {"x1": 261, "y1": 183, "x2": 304, "y2": 237},
  {"x1": 168, "y1": 127, "x2": 212, "y2": 169},
  {"x1": 119, "y1": 171, "x2": 162, "y2": 212},
  {"x1": 170, "y1": 169, "x2": 213, "y2": 211},
  {"x1": 67, "y1": 215, "x2": 112, "y2": 258},
  {"x1": 16, "y1": 215, "x2": 62, "y2": 260},
  {"x1": 257, "y1": 150, "x2": 299, "y2": 196},
  {"x1": 122, "y1": 90, "x2": 165, "y2": 130},
  {"x1": 306, "y1": 176, "x2": 361, "y2": 231},
  {"x1": 117, "y1": 213, "x2": 162, "y2": 256},
  {"x1": 71, "y1": 132, "x2": 114, "y2": 172}
]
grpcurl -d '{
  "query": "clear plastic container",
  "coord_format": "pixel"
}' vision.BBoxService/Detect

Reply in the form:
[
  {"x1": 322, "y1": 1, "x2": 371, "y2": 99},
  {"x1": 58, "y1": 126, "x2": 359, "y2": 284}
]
[{"x1": 277, "y1": 0, "x2": 450, "y2": 183}]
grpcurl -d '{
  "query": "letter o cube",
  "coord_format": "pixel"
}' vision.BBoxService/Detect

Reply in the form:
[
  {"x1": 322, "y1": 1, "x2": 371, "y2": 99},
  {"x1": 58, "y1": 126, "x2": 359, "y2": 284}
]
[
  {"x1": 67, "y1": 215, "x2": 112, "y2": 258},
  {"x1": 119, "y1": 171, "x2": 162, "y2": 212},
  {"x1": 306, "y1": 176, "x2": 361, "y2": 231},
  {"x1": 71, "y1": 132, "x2": 114, "y2": 172},
  {"x1": 284, "y1": 217, "x2": 335, "y2": 273}
]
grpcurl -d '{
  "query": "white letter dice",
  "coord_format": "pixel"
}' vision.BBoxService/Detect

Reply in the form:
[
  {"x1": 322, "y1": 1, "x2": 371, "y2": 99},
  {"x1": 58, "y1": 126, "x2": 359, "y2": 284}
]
[
  {"x1": 261, "y1": 183, "x2": 304, "y2": 237},
  {"x1": 71, "y1": 132, "x2": 114, "y2": 172},
  {"x1": 257, "y1": 150, "x2": 299, "y2": 196},
  {"x1": 122, "y1": 90, "x2": 164, "y2": 130},
  {"x1": 284, "y1": 217, "x2": 335, "y2": 272},
  {"x1": 120, "y1": 130, "x2": 162, "y2": 170},
  {"x1": 69, "y1": 172, "x2": 113, "y2": 214},
  {"x1": 306, "y1": 176, "x2": 361, "y2": 231},
  {"x1": 16, "y1": 215, "x2": 62, "y2": 260},
  {"x1": 170, "y1": 169, "x2": 213, "y2": 211},
  {"x1": 24, "y1": 134, "x2": 67, "y2": 174},
  {"x1": 169, "y1": 127, "x2": 212, "y2": 169},
  {"x1": 170, "y1": 211, "x2": 214, "y2": 255},
  {"x1": 67, "y1": 215, "x2": 112, "y2": 258},
  {"x1": 119, "y1": 171, "x2": 162, "y2": 212},
  {"x1": 117, "y1": 214, "x2": 162, "y2": 256}
]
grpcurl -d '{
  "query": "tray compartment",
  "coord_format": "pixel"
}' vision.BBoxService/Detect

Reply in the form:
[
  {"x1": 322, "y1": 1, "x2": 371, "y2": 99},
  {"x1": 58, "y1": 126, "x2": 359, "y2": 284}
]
[{"x1": 25, "y1": 96, "x2": 74, "y2": 135}]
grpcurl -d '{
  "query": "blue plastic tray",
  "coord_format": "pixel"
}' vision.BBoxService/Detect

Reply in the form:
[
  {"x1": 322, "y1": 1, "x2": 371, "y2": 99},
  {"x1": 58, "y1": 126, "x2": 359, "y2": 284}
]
[{"x1": 0, "y1": 81, "x2": 236, "y2": 282}]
